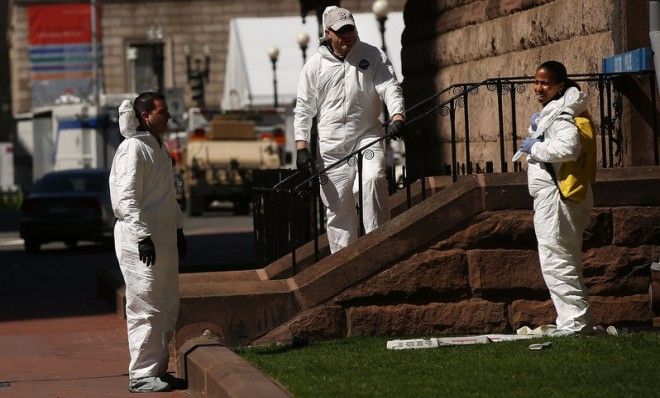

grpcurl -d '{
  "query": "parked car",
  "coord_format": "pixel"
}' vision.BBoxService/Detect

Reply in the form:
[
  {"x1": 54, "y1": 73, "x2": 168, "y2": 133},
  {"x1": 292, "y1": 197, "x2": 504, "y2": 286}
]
[{"x1": 19, "y1": 169, "x2": 113, "y2": 252}]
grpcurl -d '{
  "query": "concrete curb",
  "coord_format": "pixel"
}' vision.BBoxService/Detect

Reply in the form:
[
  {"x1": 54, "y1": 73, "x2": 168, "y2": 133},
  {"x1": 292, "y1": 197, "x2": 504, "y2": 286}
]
[{"x1": 185, "y1": 345, "x2": 291, "y2": 398}]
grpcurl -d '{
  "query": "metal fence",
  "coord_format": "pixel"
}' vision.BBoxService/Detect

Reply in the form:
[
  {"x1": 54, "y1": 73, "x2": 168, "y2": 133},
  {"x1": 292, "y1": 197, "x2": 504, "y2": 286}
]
[{"x1": 253, "y1": 71, "x2": 658, "y2": 271}]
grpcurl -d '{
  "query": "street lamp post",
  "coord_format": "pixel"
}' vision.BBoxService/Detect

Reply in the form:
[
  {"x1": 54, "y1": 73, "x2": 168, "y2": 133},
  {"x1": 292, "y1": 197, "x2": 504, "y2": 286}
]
[
  {"x1": 267, "y1": 46, "x2": 280, "y2": 107},
  {"x1": 185, "y1": 44, "x2": 210, "y2": 108},
  {"x1": 297, "y1": 32, "x2": 310, "y2": 64},
  {"x1": 372, "y1": 0, "x2": 389, "y2": 54}
]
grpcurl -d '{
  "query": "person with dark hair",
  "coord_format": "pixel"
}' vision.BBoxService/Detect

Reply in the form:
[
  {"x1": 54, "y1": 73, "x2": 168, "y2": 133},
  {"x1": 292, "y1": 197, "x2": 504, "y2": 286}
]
[
  {"x1": 109, "y1": 92, "x2": 187, "y2": 392},
  {"x1": 516, "y1": 61, "x2": 594, "y2": 337}
]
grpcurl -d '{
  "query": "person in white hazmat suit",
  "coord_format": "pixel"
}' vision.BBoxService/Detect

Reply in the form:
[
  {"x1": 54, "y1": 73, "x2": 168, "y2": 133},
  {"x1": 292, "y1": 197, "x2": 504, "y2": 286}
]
[
  {"x1": 517, "y1": 61, "x2": 593, "y2": 337},
  {"x1": 294, "y1": 7, "x2": 406, "y2": 253},
  {"x1": 109, "y1": 92, "x2": 187, "y2": 392}
]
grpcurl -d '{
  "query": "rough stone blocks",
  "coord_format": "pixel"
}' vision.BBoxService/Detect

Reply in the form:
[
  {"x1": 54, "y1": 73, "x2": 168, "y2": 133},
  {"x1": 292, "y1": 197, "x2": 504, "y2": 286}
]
[{"x1": 347, "y1": 299, "x2": 509, "y2": 337}]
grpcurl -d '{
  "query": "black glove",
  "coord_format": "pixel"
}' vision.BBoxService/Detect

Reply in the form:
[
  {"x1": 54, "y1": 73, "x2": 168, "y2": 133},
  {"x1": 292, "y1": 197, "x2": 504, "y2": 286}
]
[
  {"x1": 296, "y1": 148, "x2": 318, "y2": 176},
  {"x1": 388, "y1": 119, "x2": 405, "y2": 140},
  {"x1": 177, "y1": 228, "x2": 187, "y2": 259},
  {"x1": 138, "y1": 236, "x2": 156, "y2": 267}
]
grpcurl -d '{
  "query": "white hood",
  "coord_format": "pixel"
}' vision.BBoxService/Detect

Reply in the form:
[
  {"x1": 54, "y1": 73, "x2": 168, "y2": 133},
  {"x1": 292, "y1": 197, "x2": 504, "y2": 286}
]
[
  {"x1": 118, "y1": 99, "x2": 140, "y2": 139},
  {"x1": 534, "y1": 87, "x2": 587, "y2": 139}
]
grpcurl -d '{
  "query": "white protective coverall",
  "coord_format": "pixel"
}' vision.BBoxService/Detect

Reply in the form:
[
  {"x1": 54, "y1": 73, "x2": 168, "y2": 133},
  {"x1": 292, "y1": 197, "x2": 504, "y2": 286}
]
[
  {"x1": 109, "y1": 100, "x2": 183, "y2": 379},
  {"x1": 294, "y1": 38, "x2": 405, "y2": 253},
  {"x1": 526, "y1": 91, "x2": 593, "y2": 333}
]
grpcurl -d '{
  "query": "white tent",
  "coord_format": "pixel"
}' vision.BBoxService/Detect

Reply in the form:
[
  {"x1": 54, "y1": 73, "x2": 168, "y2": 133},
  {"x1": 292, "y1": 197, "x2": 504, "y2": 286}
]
[{"x1": 222, "y1": 12, "x2": 404, "y2": 110}]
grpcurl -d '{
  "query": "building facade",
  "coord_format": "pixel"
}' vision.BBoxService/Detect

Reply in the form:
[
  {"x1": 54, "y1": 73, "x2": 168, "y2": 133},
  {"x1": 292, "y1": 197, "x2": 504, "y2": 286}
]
[
  {"x1": 8, "y1": 0, "x2": 405, "y2": 114},
  {"x1": 7, "y1": 0, "x2": 657, "y2": 173},
  {"x1": 402, "y1": 0, "x2": 656, "y2": 175}
]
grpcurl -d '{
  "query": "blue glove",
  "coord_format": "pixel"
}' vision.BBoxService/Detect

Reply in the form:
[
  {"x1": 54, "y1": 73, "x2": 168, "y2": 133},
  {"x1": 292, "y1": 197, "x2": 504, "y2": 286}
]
[
  {"x1": 529, "y1": 112, "x2": 540, "y2": 132},
  {"x1": 518, "y1": 137, "x2": 541, "y2": 154}
]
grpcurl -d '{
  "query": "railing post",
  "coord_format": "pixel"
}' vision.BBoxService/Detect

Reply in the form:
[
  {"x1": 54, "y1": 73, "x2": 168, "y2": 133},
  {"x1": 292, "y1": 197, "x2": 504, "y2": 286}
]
[
  {"x1": 449, "y1": 99, "x2": 458, "y2": 182},
  {"x1": 357, "y1": 151, "x2": 365, "y2": 237},
  {"x1": 509, "y1": 83, "x2": 518, "y2": 171},
  {"x1": 462, "y1": 85, "x2": 472, "y2": 174},
  {"x1": 311, "y1": 176, "x2": 320, "y2": 262},
  {"x1": 606, "y1": 78, "x2": 614, "y2": 167},
  {"x1": 496, "y1": 80, "x2": 507, "y2": 172},
  {"x1": 404, "y1": 165, "x2": 412, "y2": 209},
  {"x1": 651, "y1": 72, "x2": 659, "y2": 166},
  {"x1": 287, "y1": 188, "x2": 297, "y2": 275},
  {"x1": 598, "y1": 75, "x2": 607, "y2": 168}
]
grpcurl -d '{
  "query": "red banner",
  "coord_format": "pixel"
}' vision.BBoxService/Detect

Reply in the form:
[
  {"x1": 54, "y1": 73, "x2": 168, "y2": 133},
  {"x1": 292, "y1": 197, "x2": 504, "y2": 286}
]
[{"x1": 28, "y1": 3, "x2": 92, "y2": 45}]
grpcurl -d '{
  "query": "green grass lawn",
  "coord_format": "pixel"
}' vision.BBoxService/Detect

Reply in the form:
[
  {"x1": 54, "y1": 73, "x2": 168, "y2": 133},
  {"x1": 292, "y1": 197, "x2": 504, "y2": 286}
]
[{"x1": 237, "y1": 333, "x2": 660, "y2": 397}]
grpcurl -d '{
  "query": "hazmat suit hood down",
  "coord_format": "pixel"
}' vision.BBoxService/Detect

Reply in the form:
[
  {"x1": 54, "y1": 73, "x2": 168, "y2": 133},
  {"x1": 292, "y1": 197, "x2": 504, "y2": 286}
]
[
  {"x1": 525, "y1": 87, "x2": 593, "y2": 334},
  {"x1": 109, "y1": 98, "x2": 183, "y2": 380},
  {"x1": 526, "y1": 88, "x2": 587, "y2": 198},
  {"x1": 118, "y1": 99, "x2": 141, "y2": 139}
]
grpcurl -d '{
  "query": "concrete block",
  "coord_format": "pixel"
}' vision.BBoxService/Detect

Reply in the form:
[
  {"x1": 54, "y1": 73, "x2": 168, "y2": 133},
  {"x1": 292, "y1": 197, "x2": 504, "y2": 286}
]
[
  {"x1": 347, "y1": 299, "x2": 509, "y2": 336},
  {"x1": 252, "y1": 305, "x2": 346, "y2": 345},
  {"x1": 509, "y1": 299, "x2": 556, "y2": 330},
  {"x1": 583, "y1": 245, "x2": 658, "y2": 296},
  {"x1": 335, "y1": 249, "x2": 470, "y2": 304},
  {"x1": 433, "y1": 210, "x2": 536, "y2": 250},
  {"x1": 467, "y1": 249, "x2": 546, "y2": 295},
  {"x1": 590, "y1": 294, "x2": 653, "y2": 326},
  {"x1": 612, "y1": 207, "x2": 660, "y2": 246}
]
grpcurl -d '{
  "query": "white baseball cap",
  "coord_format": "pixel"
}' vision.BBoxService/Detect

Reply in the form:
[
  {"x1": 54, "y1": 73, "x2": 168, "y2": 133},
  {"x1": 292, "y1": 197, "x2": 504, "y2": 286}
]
[{"x1": 323, "y1": 7, "x2": 355, "y2": 31}]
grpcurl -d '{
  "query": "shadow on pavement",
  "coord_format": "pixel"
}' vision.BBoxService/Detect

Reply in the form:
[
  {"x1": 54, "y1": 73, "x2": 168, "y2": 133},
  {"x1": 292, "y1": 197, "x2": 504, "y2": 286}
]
[
  {"x1": 0, "y1": 244, "x2": 117, "y2": 322},
  {"x1": 0, "y1": 228, "x2": 256, "y2": 322},
  {"x1": 0, "y1": 210, "x2": 19, "y2": 232}
]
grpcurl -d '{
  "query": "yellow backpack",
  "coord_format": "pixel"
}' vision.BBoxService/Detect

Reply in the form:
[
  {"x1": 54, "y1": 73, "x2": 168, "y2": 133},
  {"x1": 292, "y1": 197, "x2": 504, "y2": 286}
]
[{"x1": 546, "y1": 113, "x2": 597, "y2": 202}]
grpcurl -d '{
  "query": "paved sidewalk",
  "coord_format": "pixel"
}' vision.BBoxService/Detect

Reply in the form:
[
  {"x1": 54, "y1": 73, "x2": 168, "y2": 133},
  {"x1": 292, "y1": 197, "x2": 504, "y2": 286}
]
[{"x1": 0, "y1": 314, "x2": 188, "y2": 398}]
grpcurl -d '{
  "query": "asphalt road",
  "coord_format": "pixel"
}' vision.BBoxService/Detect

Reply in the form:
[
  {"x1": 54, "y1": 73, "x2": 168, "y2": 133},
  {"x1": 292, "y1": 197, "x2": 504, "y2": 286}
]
[{"x1": 0, "y1": 210, "x2": 255, "y2": 322}]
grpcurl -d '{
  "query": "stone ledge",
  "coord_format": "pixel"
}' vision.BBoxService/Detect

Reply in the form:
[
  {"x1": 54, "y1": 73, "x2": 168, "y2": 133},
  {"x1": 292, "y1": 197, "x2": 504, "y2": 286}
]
[
  {"x1": 467, "y1": 249, "x2": 546, "y2": 294},
  {"x1": 346, "y1": 299, "x2": 509, "y2": 336},
  {"x1": 186, "y1": 345, "x2": 291, "y2": 398},
  {"x1": 334, "y1": 249, "x2": 470, "y2": 305},
  {"x1": 252, "y1": 305, "x2": 346, "y2": 345},
  {"x1": 175, "y1": 280, "x2": 300, "y2": 349}
]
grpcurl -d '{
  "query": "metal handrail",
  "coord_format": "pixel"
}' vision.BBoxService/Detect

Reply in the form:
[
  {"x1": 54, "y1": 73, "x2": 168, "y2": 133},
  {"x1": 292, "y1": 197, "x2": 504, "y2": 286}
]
[
  {"x1": 290, "y1": 78, "x2": 496, "y2": 192},
  {"x1": 256, "y1": 70, "x2": 657, "y2": 273}
]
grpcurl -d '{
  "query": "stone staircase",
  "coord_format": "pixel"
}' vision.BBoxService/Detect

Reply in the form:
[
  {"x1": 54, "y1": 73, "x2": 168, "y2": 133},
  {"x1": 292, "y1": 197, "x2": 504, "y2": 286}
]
[{"x1": 172, "y1": 166, "x2": 660, "y2": 369}]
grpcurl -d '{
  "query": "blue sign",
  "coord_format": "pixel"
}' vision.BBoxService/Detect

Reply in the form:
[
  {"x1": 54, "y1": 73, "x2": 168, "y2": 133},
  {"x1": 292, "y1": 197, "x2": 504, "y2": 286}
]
[{"x1": 602, "y1": 47, "x2": 654, "y2": 73}]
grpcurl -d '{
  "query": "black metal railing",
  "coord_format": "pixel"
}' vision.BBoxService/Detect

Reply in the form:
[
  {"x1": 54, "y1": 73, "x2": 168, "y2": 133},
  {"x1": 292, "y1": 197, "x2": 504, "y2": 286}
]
[{"x1": 252, "y1": 71, "x2": 658, "y2": 272}]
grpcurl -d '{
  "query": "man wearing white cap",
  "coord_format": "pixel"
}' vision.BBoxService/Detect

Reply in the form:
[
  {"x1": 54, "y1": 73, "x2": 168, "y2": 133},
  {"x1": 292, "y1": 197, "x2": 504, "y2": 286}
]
[{"x1": 294, "y1": 6, "x2": 405, "y2": 253}]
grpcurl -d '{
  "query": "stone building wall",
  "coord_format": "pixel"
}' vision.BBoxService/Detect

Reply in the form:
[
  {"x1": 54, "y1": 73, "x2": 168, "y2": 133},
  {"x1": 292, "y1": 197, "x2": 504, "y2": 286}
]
[
  {"x1": 9, "y1": 0, "x2": 405, "y2": 114},
  {"x1": 256, "y1": 207, "x2": 659, "y2": 342},
  {"x1": 401, "y1": 0, "x2": 654, "y2": 176}
]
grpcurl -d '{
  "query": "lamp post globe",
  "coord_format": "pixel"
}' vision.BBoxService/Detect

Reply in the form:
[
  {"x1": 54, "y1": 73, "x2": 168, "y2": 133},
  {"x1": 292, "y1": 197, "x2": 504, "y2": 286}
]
[
  {"x1": 267, "y1": 46, "x2": 280, "y2": 62},
  {"x1": 297, "y1": 31, "x2": 310, "y2": 63},
  {"x1": 267, "y1": 46, "x2": 280, "y2": 107},
  {"x1": 372, "y1": 0, "x2": 389, "y2": 19}
]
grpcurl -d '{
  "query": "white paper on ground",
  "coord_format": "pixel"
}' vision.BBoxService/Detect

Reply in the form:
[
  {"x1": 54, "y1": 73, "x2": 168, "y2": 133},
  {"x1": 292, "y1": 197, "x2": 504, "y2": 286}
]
[{"x1": 386, "y1": 334, "x2": 536, "y2": 350}]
